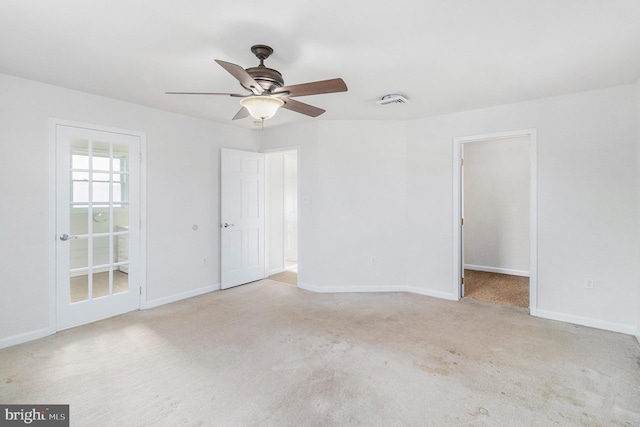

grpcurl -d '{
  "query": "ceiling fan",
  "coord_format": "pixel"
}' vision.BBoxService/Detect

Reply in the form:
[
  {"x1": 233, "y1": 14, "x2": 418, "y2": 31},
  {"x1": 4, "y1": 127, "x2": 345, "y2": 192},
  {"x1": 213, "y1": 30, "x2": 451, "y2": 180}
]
[{"x1": 166, "y1": 44, "x2": 348, "y2": 121}]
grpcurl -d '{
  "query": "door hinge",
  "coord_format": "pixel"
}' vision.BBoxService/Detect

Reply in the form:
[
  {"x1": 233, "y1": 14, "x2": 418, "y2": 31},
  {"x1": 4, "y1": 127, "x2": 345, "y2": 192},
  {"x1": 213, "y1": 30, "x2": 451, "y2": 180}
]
[
  {"x1": 461, "y1": 158, "x2": 464, "y2": 166},
  {"x1": 139, "y1": 286, "x2": 142, "y2": 295},
  {"x1": 461, "y1": 218, "x2": 464, "y2": 226},
  {"x1": 460, "y1": 277, "x2": 464, "y2": 285}
]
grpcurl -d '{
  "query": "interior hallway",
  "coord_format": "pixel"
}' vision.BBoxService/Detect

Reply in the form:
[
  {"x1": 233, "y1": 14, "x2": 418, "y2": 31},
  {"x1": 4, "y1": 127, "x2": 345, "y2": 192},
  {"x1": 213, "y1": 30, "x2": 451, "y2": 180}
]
[{"x1": 1, "y1": 280, "x2": 638, "y2": 426}]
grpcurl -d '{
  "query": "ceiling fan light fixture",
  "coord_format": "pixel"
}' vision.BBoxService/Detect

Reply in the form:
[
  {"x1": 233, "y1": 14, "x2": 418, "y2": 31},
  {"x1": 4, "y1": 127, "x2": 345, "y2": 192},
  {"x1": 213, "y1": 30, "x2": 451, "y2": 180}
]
[{"x1": 240, "y1": 96, "x2": 284, "y2": 120}]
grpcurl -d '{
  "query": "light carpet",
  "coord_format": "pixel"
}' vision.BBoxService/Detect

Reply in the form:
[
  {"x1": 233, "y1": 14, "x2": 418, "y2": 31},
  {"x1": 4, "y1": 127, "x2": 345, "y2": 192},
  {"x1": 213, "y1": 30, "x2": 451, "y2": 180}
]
[
  {"x1": 267, "y1": 270, "x2": 297, "y2": 286},
  {"x1": 1, "y1": 280, "x2": 639, "y2": 426},
  {"x1": 464, "y1": 269, "x2": 529, "y2": 308}
]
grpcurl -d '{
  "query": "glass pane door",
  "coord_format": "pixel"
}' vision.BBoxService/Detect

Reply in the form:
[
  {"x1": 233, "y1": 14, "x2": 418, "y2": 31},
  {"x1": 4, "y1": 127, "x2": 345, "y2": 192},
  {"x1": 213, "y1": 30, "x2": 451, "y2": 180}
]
[
  {"x1": 68, "y1": 139, "x2": 130, "y2": 302},
  {"x1": 56, "y1": 124, "x2": 140, "y2": 330}
]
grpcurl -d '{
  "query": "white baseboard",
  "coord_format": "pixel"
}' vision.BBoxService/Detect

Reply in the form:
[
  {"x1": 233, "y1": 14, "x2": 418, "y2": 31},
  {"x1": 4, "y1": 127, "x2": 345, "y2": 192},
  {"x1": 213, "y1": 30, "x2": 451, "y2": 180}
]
[
  {"x1": 297, "y1": 282, "x2": 458, "y2": 301},
  {"x1": 297, "y1": 282, "x2": 637, "y2": 337},
  {"x1": 267, "y1": 267, "x2": 286, "y2": 276},
  {"x1": 1, "y1": 284, "x2": 221, "y2": 349},
  {"x1": 142, "y1": 283, "x2": 221, "y2": 310},
  {"x1": 464, "y1": 264, "x2": 529, "y2": 277},
  {"x1": 0, "y1": 327, "x2": 55, "y2": 350},
  {"x1": 535, "y1": 309, "x2": 636, "y2": 335}
]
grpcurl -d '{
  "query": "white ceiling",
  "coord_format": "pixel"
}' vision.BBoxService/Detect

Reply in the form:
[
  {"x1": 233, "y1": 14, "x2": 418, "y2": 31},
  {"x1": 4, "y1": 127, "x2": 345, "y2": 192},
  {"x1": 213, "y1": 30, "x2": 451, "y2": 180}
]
[{"x1": 1, "y1": 1, "x2": 639, "y2": 129}]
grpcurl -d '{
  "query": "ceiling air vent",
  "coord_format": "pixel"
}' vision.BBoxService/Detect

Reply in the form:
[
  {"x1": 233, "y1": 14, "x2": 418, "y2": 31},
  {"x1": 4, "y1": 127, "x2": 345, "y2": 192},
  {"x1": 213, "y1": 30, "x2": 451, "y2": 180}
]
[{"x1": 376, "y1": 94, "x2": 409, "y2": 106}]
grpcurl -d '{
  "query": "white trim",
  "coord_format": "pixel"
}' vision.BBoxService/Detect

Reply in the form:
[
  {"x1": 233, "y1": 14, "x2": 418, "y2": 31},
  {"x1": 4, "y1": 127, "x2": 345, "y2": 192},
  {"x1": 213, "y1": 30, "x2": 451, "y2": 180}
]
[
  {"x1": 453, "y1": 128, "x2": 538, "y2": 315},
  {"x1": 0, "y1": 327, "x2": 55, "y2": 350},
  {"x1": 69, "y1": 267, "x2": 111, "y2": 277},
  {"x1": 298, "y1": 282, "x2": 458, "y2": 301},
  {"x1": 464, "y1": 264, "x2": 530, "y2": 277},
  {"x1": 529, "y1": 129, "x2": 538, "y2": 315},
  {"x1": 536, "y1": 309, "x2": 636, "y2": 336},
  {"x1": 142, "y1": 283, "x2": 221, "y2": 310},
  {"x1": 48, "y1": 121, "x2": 57, "y2": 335},
  {"x1": 139, "y1": 133, "x2": 148, "y2": 309},
  {"x1": 264, "y1": 153, "x2": 271, "y2": 278}
]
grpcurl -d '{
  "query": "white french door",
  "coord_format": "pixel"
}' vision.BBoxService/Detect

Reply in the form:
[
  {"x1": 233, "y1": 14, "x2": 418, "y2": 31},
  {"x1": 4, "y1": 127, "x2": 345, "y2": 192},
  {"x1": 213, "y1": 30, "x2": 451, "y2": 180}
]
[
  {"x1": 220, "y1": 148, "x2": 265, "y2": 289},
  {"x1": 55, "y1": 124, "x2": 141, "y2": 330}
]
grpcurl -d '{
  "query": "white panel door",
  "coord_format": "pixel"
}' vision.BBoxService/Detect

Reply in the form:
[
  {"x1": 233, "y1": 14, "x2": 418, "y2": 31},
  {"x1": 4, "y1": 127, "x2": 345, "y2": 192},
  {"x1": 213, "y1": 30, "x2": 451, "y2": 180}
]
[
  {"x1": 56, "y1": 124, "x2": 141, "y2": 330},
  {"x1": 221, "y1": 148, "x2": 265, "y2": 289}
]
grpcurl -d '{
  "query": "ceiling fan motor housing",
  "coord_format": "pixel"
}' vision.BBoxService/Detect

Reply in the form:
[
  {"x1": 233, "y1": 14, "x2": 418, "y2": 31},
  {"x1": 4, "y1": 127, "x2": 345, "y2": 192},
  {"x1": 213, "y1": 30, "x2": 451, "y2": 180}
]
[
  {"x1": 241, "y1": 44, "x2": 285, "y2": 93},
  {"x1": 244, "y1": 66, "x2": 284, "y2": 93}
]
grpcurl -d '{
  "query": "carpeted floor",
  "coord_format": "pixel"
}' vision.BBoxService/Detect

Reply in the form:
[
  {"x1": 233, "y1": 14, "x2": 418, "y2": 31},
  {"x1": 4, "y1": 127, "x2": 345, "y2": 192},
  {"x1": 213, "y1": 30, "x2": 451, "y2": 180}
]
[
  {"x1": 464, "y1": 269, "x2": 529, "y2": 308},
  {"x1": 268, "y1": 270, "x2": 297, "y2": 285},
  {"x1": 1, "y1": 280, "x2": 639, "y2": 426}
]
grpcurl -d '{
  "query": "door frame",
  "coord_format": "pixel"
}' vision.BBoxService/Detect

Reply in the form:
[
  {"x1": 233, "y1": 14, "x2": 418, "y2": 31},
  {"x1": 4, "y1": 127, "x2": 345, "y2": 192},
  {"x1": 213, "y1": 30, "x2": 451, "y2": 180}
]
[
  {"x1": 452, "y1": 129, "x2": 537, "y2": 315},
  {"x1": 48, "y1": 119, "x2": 147, "y2": 331},
  {"x1": 262, "y1": 146, "x2": 301, "y2": 282}
]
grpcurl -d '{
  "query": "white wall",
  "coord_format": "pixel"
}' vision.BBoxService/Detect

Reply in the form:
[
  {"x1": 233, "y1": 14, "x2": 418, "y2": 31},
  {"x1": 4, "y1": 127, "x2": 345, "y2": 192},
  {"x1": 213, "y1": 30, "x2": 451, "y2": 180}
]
[
  {"x1": 2, "y1": 72, "x2": 638, "y2": 346},
  {"x1": 263, "y1": 84, "x2": 639, "y2": 334},
  {"x1": 408, "y1": 85, "x2": 637, "y2": 333},
  {"x1": 0, "y1": 73, "x2": 257, "y2": 346},
  {"x1": 264, "y1": 121, "x2": 410, "y2": 292},
  {"x1": 463, "y1": 137, "x2": 530, "y2": 275}
]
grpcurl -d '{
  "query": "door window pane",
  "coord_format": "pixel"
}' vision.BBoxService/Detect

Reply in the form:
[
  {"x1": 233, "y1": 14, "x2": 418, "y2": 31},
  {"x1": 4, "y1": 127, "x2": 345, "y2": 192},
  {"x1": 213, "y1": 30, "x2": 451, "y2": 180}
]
[
  {"x1": 93, "y1": 236, "x2": 111, "y2": 267},
  {"x1": 113, "y1": 174, "x2": 128, "y2": 204},
  {"x1": 114, "y1": 206, "x2": 129, "y2": 229},
  {"x1": 92, "y1": 271, "x2": 110, "y2": 298},
  {"x1": 92, "y1": 182, "x2": 111, "y2": 204},
  {"x1": 93, "y1": 172, "x2": 110, "y2": 181},
  {"x1": 72, "y1": 181, "x2": 89, "y2": 204},
  {"x1": 92, "y1": 210, "x2": 110, "y2": 234},
  {"x1": 70, "y1": 238, "x2": 88, "y2": 269},
  {"x1": 70, "y1": 274, "x2": 89, "y2": 303},
  {"x1": 113, "y1": 144, "x2": 129, "y2": 172},
  {"x1": 70, "y1": 211, "x2": 88, "y2": 236},
  {"x1": 113, "y1": 270, "x2": 128, "y2": 294}
]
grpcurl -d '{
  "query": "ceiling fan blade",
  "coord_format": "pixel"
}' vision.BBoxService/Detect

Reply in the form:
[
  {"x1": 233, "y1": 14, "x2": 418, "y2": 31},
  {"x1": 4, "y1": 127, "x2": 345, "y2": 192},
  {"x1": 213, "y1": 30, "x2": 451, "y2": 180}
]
[
  {"x1": 215, "y1": 59, "x2": 264, "y2": 95},
  {"x1": 272, "y1": 78, "x2": 347, "y2": 98},
  {"x1": 281, "y1": 98, "x2": 325, "y2": 117},
  {"x1": 232, "y1": 107, "x2": 250, "y2": 120},
  {"x1": 165, "y1": 92, "x2": 247, "y2": 97}
]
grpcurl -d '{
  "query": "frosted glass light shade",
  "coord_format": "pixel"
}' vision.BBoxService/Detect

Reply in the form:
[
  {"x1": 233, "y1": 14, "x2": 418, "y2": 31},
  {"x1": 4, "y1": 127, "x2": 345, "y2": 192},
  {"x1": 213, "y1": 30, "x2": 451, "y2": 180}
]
[{"x1": 240, "y1": 96, "x2": 284, "y2": 120}]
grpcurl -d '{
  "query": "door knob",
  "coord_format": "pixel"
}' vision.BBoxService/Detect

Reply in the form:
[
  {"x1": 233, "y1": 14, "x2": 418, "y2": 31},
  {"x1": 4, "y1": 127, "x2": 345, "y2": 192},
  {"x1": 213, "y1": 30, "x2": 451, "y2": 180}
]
[
  {"x1": 221, "y1": 223, "x2": 235, "y2": 228},
  {"x1": 59, "y1": 234, "x2": 78, "y2": 241}
]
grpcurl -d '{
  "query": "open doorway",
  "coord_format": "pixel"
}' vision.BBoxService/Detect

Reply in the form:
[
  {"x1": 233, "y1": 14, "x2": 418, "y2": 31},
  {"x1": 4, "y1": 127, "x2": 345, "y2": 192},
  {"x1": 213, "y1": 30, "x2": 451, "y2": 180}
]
[
  {"x1": 266, "y1": 149, "x2": 298, "y2": 286},
  {"x1": 453, "y1": 129, "x2": 537, "y2": 314},
  {"x1": 463, "y1": 136, "x2": 530, "y2": 307}
]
